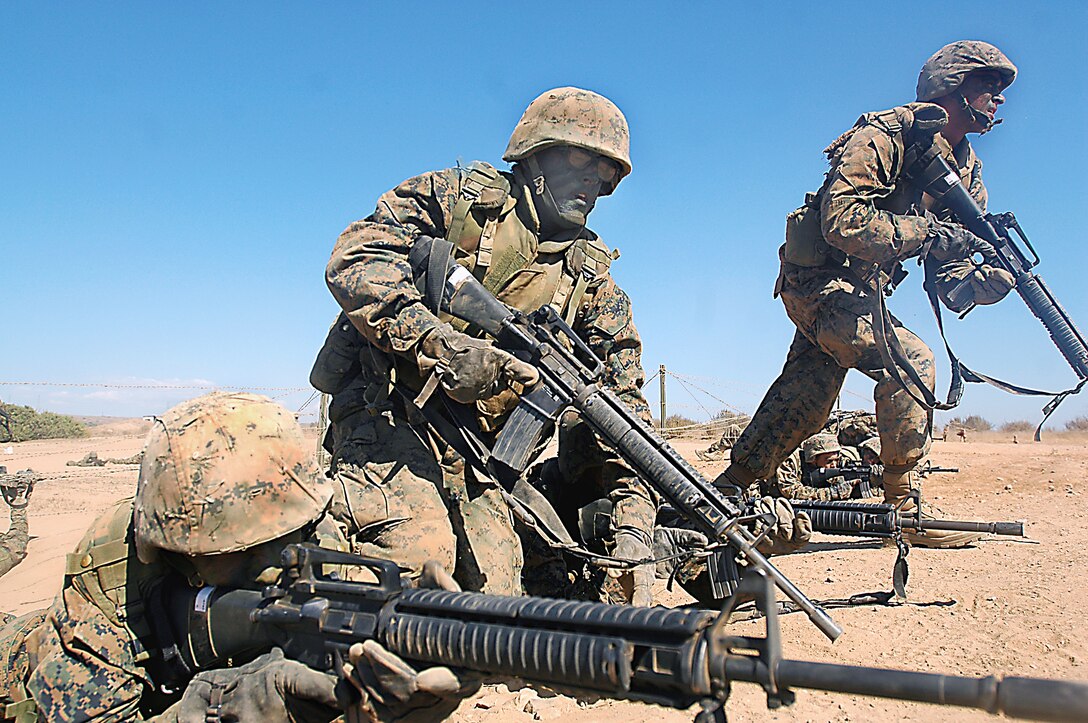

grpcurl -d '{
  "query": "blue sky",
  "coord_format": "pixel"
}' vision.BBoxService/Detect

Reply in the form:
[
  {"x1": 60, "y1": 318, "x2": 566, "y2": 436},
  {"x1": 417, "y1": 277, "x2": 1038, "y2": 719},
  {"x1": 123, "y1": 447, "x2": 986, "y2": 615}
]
[{"x1": 2, "y1": 1, "x2": 1085, "y2": 429}]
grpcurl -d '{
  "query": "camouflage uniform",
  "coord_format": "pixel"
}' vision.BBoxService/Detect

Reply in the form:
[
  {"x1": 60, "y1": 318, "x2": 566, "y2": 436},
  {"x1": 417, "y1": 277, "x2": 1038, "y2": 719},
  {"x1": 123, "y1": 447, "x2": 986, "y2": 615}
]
[
  {"x1": 315, "y1": 89, "x2": 655, "y2": 597},
  {"x1": 0, "y1": 508, "x2": 28, "y2": 578},
  {"x1": 729, "y1": 42, "x2": 1016, "y2": 499}
]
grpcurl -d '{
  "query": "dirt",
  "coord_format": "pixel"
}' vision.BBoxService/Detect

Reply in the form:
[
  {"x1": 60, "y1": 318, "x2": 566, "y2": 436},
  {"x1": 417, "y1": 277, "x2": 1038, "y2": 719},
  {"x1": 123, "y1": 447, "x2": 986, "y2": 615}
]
[{"x1": 2, "y1": 432, "x2": 1086, "y2": 722}]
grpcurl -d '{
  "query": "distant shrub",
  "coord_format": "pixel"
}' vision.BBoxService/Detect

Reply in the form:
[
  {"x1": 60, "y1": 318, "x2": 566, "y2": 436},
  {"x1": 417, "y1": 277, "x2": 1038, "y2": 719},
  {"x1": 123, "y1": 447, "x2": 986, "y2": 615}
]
[
  {"x1": 664, "y1": 414, "x2": 699, "y2": 429},
  {"x1": 0, "y1": 403, "x2": 87, "y2": 442},
  {"x1": 999, "y1": 420, "x2": 1034, "y2": 433},
  {"x1": 946, "y1": 415, "x2": 992, "y2": 432},
  {"x1": 1065, "y1": 416, "x2": 1088, "y2": 432}
]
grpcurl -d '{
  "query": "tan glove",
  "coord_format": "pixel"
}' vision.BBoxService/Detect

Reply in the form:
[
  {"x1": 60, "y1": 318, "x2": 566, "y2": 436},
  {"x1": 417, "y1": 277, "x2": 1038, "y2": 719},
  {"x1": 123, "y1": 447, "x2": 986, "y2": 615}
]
[
  {"x1": 934, "y1": 257, "x2": 1016, "y2": 310},
  {"x1": 607, "y1": 529, "x2": 655, "y2": 606},
  {"x1": 338, "y1": 560, "x2": 481, "y2": 723},
  {"x1": 171, "y1": 647, "x2": 340, "y2": 723},
  {"x1": 753, "y1": 496, "x2": 812, "y2": 556},
  {"x1": 415, "y1": 325, "x2": 539, "y2": 404}
]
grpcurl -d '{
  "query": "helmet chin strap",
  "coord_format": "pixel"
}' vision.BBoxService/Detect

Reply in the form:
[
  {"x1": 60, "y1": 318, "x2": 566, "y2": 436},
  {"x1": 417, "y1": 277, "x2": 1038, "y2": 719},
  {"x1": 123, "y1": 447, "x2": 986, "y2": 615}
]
[
  {"x1": 523, "y1": 155, "x2": 586, "y2": 230},
  {"x1": 958, "y1": 93, "x2": 1002, "y2": 135}
]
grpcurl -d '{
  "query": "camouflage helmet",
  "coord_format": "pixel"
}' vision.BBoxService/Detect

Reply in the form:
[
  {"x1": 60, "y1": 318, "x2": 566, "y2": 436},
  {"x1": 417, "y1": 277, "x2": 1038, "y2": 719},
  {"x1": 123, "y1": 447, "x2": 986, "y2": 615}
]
[
  {"x1": 858, "y1": 436, "x2": 881, "y2": 458},
  {"x1": 917, "y1": 41, "x2": 1017, "y2": 102},
  {"x1": 802, "y1": 433, "x2": 841, "y2": 463},
  {"x1": 503, "y1": 87, "x2": 632, "y2": 195},
  {"x1": 133, "y1": 392, "x2": 332, "y2": 563},
  {"x1": 839, "y1": 446, "x2": 862, "y2": 463}
]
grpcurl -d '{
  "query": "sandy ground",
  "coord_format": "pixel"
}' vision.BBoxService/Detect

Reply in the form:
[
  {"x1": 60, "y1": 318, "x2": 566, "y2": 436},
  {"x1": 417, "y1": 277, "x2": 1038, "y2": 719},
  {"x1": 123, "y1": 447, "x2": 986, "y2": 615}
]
[{"x1": 2, "y1": 427, "x2": 1086, "y2": 722}]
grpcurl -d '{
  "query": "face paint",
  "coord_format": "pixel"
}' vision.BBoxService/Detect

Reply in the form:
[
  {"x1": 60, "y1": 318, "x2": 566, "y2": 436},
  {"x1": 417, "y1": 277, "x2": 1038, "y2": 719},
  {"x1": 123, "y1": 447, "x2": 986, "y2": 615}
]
[
  {"x1": 534, "y1": 146, "x2": 613, "y2": 226},
  {"x1": 959, "y1": 70, "x2": 1007, "y2": 132},
  {"x1": 187, "y1": 530, "x2": 304, "y2": 588}
]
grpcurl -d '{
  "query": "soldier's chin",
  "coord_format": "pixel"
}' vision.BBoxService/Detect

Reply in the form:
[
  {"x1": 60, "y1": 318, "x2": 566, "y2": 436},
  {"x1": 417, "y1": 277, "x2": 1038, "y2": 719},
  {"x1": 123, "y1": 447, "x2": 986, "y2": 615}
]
[{"x1": 557, "y1": 206, "x2": 588, "y2": 227}]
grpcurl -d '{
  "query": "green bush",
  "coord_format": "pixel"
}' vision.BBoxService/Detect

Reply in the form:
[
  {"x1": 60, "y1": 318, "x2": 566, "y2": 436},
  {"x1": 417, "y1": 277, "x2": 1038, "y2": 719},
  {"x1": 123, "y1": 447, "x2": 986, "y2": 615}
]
[
  {"x1": 1065, "y1": 416, "x2": 1088, "y2": 432},
  {"x1": 0, "y1": 403, "x2": 87, "y2": 442},
  {"x1": 999, "y1": 420, "x2": 1034, "y2": 433}
]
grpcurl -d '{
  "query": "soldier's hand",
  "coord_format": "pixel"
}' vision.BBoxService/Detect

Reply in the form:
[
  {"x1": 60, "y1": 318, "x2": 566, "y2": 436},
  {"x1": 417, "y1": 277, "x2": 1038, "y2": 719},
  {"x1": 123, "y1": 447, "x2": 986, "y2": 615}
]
[
  {"x1": 651, "y1": 527, "x2": 708, "y2": 579},
  {"x1": 608, "y1": 529, "x2": 655, "y2": 606},
  {"x1": 1, "y1": 472, "x2": 37, "y2": 509},
  {"x1": 828, "y1": 478, "x2": 854, "y2": 500},
  {"x1": 753, "y1": 496, "x2": 812, "y2": 556},
  {"x1": 924, "y1": 211, "x2": 997, "y2": 262},
  {"x1": 416, "y1": 324, "x2": 539, "y2": 404},
  {"x1": 338, "y1": 640, "x2": 480, "y2": 723},
  {"x1": 173, "y1": 647, "x2": 340, "y2": 723}
]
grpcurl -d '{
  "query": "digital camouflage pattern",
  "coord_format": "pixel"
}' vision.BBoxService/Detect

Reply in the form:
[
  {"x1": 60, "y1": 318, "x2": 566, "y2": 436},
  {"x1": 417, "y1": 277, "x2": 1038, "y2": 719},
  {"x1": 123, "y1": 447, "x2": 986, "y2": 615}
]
[
  {"x1": 319, "y1": 146, "x2": 654, "y2": 596},
  {"x1": 731, "y1": 99, "x2": 988, "y2": 486},
  {"x1": 134, "y1": 392, "x2": 333, "y2": 561},
  {"x1": 503, "y1": 87, "x2": 632, "y2": 194},
  {"x1": 916, "y1": 40, "x2": 1017, "y2": 102}
]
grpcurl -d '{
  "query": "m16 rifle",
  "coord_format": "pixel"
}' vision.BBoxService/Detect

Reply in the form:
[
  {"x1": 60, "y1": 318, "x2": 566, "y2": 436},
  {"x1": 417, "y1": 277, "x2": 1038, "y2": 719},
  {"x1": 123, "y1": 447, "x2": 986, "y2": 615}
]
[
  {"x1": 804, "y1": 459, "x2": 957, "y2": 498},
  {"x1": 165, "y1": 543, "x2": 1088, "y2": 722},
  {"x1": 790, "y1": 493, "x2": 1025, "y2": 597},
  {"x1": 907, "y1": 147, "x2": 1087, "y2": 431},
  {"x1": 406, "y1": 236, "x2": 842, "y2": 641}
]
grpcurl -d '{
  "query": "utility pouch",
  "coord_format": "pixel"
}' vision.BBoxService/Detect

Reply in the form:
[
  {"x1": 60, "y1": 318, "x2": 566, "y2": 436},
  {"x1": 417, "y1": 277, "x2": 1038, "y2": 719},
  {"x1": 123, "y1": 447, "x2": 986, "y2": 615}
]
[{"x1": 783, "y1": 192, "x2": 829, "y2": 267}]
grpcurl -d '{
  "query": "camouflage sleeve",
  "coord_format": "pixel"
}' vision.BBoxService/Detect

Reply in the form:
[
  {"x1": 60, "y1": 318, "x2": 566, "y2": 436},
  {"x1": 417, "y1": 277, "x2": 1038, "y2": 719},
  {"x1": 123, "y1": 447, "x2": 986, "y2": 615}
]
[
  {"x1": 325, "y1": 169, "x2": 462, "y2": 356},
  {"x1": 576, "y1": 275, "x2": 653, "y2": 424},
  {"x1": 27, "y1": 588, "x2": 146, "y2": 721},
  {"x1": 821, "y1": 125, "x2": 929, "y2": 264},
  {"x1": 0, "y1": 508, "x2": 28, "y2": 577}
]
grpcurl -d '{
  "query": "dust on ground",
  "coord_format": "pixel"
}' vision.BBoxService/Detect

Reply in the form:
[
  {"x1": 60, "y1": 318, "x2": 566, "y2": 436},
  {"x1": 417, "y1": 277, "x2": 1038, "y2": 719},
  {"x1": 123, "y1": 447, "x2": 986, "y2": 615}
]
[{"x1": 2, "y1": 431, "x2": 1085, "y2": 722}]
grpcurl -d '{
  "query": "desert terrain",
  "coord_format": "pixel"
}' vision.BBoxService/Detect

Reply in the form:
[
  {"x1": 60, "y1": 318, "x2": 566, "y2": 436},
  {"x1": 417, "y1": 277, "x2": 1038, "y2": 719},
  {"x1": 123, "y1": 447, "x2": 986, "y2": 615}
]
[{"x1": 2, "y1": 423, "x2": 1086, "y2": 722}]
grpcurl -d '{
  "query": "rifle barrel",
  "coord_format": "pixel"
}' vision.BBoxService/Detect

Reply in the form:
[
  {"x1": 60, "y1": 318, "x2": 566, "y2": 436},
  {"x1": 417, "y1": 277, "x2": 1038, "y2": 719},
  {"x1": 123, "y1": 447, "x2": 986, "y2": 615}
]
[{"x1": 723, "y1": 657, "x2": 1088, "y2": 722}]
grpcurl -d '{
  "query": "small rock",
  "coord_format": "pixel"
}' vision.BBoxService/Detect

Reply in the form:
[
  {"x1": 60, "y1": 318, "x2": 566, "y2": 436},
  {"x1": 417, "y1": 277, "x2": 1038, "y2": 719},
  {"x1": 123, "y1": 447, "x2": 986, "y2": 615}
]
[{"x1": 1004, "y1": 484, "x2": 1013, "y2": 491}]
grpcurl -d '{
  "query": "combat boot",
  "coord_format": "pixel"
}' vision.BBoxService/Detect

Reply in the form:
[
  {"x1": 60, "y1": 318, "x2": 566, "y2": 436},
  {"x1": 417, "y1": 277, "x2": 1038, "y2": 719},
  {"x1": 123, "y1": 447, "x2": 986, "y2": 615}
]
[{"x1": 883, "y1": 468, "x2": 982, "y2": 549}]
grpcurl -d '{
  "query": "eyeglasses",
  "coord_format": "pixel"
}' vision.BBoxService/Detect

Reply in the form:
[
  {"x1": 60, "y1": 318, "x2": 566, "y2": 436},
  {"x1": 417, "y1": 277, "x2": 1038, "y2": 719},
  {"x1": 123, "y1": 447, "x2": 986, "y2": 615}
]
[{"x1": 566, "y1": 147, "x2": 620, "y2": 184}]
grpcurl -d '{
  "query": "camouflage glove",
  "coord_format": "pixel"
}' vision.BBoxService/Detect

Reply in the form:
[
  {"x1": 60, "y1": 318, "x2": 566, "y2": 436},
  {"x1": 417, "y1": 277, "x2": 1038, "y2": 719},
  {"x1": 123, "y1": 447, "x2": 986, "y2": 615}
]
[
  {"x1": 827, "y1": 477, "x2": 854, "y2": 500},
  {"x1": 924, "y1": 210, "x2": 997, "y2": 262},
  {"x1": 416, "y1": 324, "x2": 539, "y2": 404},
  {"x1": 172, "y1": 647, "x2": 340, "y2": 723},
  {"x1": 752, "y1": 497, "x2": 812, "y2": 556},
  {"x1": 651, "y1": 527, "x2": 709, "y2": 580},
  {"x1": 337, "y1": 560, "x2": 481, "y2": 723},
  {"x1": 607, "y1": 529, "x2": 655, "y2": 606}
]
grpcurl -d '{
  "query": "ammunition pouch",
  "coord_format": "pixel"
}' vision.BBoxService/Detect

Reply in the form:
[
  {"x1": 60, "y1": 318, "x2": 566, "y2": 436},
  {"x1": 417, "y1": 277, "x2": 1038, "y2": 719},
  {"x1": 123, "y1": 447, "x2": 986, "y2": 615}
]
[{"x1": 783, "y1": 192, "x2": 829, "y2": 268}]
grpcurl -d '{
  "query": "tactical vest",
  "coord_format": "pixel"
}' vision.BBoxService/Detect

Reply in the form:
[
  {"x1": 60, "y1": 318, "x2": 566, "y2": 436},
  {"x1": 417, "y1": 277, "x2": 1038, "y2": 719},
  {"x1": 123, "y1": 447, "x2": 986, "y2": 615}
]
[
  {"x1": 781, "y1": 103, "x2": 954, "y2": 272},
  {"x1": 444, "y1": 162, "x2": 617, "y2": 329}
]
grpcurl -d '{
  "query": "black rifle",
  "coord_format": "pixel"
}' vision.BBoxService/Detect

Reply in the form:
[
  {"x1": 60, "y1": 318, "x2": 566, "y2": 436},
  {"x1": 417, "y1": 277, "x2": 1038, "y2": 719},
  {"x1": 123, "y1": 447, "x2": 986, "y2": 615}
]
[
  {"x1": 805, "y1": 460, "x2": 957, "y2": 497},
  {"x1": 790, "y1": 495, "x2": 1025, "y2": 597},
  {"x1": 908, "y1": 148, "x2": 1086, "y2": 430},
  {"x1": 407, "y1": 236, "x2": 841, "y2": 641},
  {"x1": 167, "y1": 544, "x2": 1088, "y2": 723}
]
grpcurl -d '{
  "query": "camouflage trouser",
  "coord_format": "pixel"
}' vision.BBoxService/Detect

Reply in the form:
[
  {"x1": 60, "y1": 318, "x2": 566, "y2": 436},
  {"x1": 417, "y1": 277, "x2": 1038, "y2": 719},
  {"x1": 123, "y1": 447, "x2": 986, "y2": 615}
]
[
  {"x1": 439, "y1": 450, "x2": 523, "y2": 596},
  {"x1": 0, "y1": 509, "x2": 29, "y2": 578},
  {"x1": 732, "y1": 283, "x2": 933, "y2": 479},
  {"x1": 328, "y1": 413, "x2": 457, "y2": 579}
]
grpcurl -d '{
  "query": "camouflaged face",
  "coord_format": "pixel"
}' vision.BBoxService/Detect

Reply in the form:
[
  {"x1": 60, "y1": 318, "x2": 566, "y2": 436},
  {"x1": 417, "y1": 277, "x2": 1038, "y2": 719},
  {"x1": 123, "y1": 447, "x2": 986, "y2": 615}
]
[
  {"x1": 917, "y1": 40, "x2": 1017, "y2": 102},
  {"x1": 503, "y1": 87, "x2": 631, "y2": 191},
  {"x1": 134, "y1": 392, "x2": 332, "y2": 558}
]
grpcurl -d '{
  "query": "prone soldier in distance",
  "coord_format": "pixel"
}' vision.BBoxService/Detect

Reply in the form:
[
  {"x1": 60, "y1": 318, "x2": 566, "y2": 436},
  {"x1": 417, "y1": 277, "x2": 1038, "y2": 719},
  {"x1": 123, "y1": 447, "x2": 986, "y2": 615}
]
[{"x1": 717, "y1": 41, "x2": 1020, "y2": 548}]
